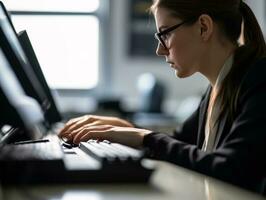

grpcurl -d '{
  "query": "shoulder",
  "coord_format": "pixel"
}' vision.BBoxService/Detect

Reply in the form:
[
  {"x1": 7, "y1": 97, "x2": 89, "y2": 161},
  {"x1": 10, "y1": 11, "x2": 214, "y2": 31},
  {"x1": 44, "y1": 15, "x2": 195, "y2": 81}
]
[
  {"x1": 242, "y1": 57, "x2": 266, "y2": 82},
  {"x1": 234, "y1": 57, "x2": 266, "y2": 120},
  {"x1": 238, "y1": 57, "x2": 266, "y2": 97}
]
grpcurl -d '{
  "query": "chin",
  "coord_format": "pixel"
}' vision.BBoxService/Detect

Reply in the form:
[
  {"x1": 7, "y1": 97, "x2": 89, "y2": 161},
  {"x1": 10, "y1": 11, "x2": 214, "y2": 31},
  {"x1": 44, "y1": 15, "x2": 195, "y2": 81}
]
[{"x1": 175, "y1": 70, "x2": 191, "y2": 78}]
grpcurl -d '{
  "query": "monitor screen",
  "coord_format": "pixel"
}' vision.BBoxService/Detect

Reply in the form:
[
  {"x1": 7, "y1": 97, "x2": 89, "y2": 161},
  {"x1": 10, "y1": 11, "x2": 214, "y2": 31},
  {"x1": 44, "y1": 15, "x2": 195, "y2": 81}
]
[
  {"x1": 0, "y1": 2, "x2": 51, "y2": 116},
  {"x1": 18, "y1": 30, "x2": 62, "y2": 124}
]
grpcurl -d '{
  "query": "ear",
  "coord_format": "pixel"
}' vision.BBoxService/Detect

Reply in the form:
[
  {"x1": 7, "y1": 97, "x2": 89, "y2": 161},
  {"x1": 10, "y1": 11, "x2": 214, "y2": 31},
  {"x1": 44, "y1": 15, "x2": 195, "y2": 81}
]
[{"x1": 198, "y1": 14, "x2": 213, "y2": 41}]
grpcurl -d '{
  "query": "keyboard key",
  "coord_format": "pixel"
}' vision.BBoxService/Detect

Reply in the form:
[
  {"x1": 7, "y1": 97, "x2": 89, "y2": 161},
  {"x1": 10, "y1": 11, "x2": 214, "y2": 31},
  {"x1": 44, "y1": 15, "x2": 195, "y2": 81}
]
[{"x1": 80, "y1": 140, "x2": 144, "y2": 164}]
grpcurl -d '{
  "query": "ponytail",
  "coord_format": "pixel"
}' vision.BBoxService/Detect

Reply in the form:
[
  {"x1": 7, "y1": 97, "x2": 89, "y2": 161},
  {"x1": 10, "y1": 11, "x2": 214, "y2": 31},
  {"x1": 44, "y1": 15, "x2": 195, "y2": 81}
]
[
  {"x1": 239, "y1": 1, "x2": 266, "y2": 55},
  {"x1": 218, "y1": 1, "x2": 266, "y2": 123}
]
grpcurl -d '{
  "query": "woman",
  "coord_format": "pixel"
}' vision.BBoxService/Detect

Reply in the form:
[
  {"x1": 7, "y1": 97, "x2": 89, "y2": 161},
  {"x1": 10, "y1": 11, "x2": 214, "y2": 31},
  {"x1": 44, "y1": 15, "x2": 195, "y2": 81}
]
[{"x1": 59, "y1": 0, "x2": 266, "y2": 194}]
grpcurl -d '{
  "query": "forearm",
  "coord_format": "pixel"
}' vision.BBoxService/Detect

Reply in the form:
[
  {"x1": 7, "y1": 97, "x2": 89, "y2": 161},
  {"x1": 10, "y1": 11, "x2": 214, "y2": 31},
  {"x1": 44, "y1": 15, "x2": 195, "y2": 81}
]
[{"x1": 142, "y1": 132, "x2": 264, "y2": 192}]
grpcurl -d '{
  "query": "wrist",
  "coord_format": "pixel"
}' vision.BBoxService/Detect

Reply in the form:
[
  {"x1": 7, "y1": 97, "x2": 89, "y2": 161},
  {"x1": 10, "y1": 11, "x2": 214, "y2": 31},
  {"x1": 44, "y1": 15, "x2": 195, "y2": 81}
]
[{"x1": 139, "y1": 129, "x2": 153, "y2": 147}]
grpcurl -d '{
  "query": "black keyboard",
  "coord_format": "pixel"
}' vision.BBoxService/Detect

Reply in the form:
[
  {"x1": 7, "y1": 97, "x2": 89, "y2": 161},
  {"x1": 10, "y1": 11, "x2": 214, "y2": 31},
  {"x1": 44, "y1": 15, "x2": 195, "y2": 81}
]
[
  {"x1": 0, "y1": 137, "x2": 153, "y2": 184},
  {"x1": 80, "y1": 140, "x2": 144, "y2": 166},
  {"x1": 0, "y1": 137, "x2": 63, "y2": 161},
  {"x1": 0, "y1": 136, "x2": 66, "y2": 184}
]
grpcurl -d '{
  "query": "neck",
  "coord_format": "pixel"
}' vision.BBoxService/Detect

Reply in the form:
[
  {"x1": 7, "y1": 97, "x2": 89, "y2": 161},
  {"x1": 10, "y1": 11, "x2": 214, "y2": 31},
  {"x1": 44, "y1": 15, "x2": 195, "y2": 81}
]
[{"x1": 199, "y1": 42, "x2": 236, "y2": 86}]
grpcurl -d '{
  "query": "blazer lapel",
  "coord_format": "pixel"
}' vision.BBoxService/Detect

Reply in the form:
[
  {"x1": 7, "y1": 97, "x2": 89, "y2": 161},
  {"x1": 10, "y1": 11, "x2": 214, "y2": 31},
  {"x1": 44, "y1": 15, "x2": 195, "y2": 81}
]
[{"x1": 197, "y1": 86, "x2": 211, "y2": 148}]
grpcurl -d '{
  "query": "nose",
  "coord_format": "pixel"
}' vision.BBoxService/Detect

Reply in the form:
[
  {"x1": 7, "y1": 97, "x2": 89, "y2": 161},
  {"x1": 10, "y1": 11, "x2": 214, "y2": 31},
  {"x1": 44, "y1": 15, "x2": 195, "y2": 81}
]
[{"x1": 156, "y1": 43, "x2": 169, "y2": 56}]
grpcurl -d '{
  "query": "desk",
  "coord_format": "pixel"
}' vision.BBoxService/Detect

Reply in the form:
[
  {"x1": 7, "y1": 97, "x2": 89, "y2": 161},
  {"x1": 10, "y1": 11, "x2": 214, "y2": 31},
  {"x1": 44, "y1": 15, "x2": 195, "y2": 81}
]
[{"x1": 1, "y1": 161, "x2": 265, "y2": 200}]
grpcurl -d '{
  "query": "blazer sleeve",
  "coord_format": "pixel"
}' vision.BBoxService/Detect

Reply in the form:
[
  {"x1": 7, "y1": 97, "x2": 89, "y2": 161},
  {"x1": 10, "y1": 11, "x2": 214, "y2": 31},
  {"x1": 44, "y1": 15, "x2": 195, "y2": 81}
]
[
  {"x1": 172, "y1": 105, "x2": 200, "y2": 145},
  {"x1": 143, "y1": 62, "x2": 266, "y2": 192}
]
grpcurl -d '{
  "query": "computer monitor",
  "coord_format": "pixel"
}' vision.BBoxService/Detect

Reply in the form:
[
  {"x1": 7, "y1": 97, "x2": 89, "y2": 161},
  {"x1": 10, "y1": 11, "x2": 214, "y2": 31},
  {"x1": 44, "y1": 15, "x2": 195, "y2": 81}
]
[
  {"x1": 0, "y1": 47, "x2": 44, "y2": 144},
  {"x1": 18, "y1": 30, "x2": 62, "y2": 124},
  {"x1": 0, "y1": 2, "x2": 51, "y2": 122}
]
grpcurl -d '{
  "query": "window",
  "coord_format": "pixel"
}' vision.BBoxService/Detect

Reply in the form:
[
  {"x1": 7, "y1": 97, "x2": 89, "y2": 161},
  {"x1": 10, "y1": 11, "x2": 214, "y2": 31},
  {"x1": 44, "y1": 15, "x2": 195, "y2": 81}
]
[
  {"x1": 5, "y1": 0, "x2": 100, "y2": 90},
  {"x1": 3, "y1": 0, "x2": 99, "y2": 12}
]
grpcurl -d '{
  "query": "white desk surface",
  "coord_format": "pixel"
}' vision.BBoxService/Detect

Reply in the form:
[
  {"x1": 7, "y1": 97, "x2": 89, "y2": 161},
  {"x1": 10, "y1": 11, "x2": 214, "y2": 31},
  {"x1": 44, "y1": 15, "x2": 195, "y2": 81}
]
[{"x1": 1, "y1": 160, "x2": 265, "y2": 200}]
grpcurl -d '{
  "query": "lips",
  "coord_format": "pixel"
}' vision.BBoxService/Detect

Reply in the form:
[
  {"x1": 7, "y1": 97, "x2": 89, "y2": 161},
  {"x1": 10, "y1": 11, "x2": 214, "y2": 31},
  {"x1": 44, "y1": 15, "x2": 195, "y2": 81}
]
[
  {"x1": 165, "y1": 60, "x2": 174, "y2": 64},
  {"x1": 166, "y1": 60, "x2": 173, "y2": 64},
  {"x1": 166, "y1": 61, "x2": 175, "y2": 68}
]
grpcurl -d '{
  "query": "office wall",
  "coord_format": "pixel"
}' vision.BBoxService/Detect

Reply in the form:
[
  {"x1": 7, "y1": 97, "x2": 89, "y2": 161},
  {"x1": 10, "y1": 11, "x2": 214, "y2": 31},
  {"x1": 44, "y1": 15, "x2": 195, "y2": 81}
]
[{"x1": 245, "y1": 0, "x2": 265, "y2": 38}]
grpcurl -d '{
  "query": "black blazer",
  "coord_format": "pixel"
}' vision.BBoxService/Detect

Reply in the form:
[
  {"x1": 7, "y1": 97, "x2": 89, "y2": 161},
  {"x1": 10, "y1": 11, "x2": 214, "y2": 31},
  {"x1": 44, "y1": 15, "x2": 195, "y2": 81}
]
[{"x1": 143, "y1": 57, "x2": 266, "y2": 194}]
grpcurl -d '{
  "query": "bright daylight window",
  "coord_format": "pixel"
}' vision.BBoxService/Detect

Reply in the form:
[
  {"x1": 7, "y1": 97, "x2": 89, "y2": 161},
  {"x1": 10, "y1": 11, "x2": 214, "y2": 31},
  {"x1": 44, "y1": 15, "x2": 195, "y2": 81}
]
[{"x1": 4, "y1": 0, "x2": 100, "y2": 90}]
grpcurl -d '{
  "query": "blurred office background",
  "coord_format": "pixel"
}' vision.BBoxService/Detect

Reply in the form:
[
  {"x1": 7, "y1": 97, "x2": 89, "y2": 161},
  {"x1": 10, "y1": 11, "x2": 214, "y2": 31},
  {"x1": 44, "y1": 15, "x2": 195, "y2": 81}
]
[{"x1": 3, "y1": 0, "x2": 266, "y2": 129}]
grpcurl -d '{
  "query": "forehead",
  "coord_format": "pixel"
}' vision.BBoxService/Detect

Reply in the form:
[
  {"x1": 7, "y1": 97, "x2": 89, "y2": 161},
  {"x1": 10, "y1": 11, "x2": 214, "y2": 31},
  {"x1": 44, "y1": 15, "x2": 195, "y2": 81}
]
[{"x1": 154, "y1": 7, "x2": 181, "y2": 26}]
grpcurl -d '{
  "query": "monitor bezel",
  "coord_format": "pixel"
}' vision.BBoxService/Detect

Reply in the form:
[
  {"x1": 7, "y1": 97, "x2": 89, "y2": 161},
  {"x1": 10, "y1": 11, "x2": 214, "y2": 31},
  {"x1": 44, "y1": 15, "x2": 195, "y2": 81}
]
[{"x1": 18, "y1": 30, "x2": 62, "y2": 124}]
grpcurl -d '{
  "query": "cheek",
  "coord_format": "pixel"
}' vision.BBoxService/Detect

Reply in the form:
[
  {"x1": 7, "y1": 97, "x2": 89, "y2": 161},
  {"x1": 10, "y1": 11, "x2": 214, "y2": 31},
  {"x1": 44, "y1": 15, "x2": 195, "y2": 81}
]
[
  {"x1": 170, "y1": 34, "x2": 200, "y2": 68},
  {"x1": 171, "y1": 42, "x2": 193, "y2": 67}
]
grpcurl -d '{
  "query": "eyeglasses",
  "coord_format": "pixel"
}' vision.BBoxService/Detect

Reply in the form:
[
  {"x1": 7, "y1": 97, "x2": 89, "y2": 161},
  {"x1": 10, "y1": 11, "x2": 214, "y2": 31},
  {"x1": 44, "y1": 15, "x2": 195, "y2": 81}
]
[{"x1": 154, "y1": 20, "x2": 189, "y2": 49}]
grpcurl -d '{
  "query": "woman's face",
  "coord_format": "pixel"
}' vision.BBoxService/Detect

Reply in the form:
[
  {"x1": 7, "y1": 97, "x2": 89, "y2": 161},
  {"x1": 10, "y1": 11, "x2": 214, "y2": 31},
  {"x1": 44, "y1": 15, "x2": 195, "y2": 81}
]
[{"x1": 154, "y1": 7, "x2": 204, "y2": 78}]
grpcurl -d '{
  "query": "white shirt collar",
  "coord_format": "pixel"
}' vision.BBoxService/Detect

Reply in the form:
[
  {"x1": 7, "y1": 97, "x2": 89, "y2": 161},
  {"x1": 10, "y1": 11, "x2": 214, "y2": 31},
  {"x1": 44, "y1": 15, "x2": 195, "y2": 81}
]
[{"x1": 213, "y1": 54, "x2": 234, "y2": 90}]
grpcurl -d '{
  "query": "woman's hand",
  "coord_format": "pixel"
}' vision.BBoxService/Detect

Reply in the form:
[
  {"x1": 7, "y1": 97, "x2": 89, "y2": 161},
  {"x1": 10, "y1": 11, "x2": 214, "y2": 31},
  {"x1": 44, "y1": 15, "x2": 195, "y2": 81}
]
[
  {"x1": 59, "y1": 115, "x2": 134, "y2": 138},
  {"x1": 59, "y1": 115, "x2": 141, "y2": 143},
  {"x1": 60, "y1": 123, "x2": 152, "y2": 148}
]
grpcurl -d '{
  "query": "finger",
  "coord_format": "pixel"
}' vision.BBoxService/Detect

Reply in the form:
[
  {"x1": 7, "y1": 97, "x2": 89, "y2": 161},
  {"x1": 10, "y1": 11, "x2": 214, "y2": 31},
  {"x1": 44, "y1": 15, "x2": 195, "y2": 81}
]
[
  {"x1": 68, "y1": 122, "x2": 109, "y2": 136},
  {"x1": 59, "y1": 120, "x2": 106, "y2": 138},
  {"x1": 60, "y1": 115, "x2": 96, "y2": 134},
  {"x1": 79, "y1": 132, "x2": 105, "y2": 142},
  {"x1": 66, "y1": 115, "x2": 100, "y2": 133},
  {"x1": 72, "y1": 125, "x2": 113, "y2": 144},
  {"x1": 61, "y1": 134, "x2": 73, "y2": 143},
  {"x1": 75, "y1": 130, "x2": 109, "y2": 144},
  {"x1": 84, "y1": 120, "x2": 106, "y2": 127},
  {"x1": 59, "y1": 117, "x2": 82, "y2": 136},
  {"x1": 71, "y1": 125, "x2": 112, "y2": 142},
  {"x1": 61, "y1": 118, "x2": 88, "y2": 136}
]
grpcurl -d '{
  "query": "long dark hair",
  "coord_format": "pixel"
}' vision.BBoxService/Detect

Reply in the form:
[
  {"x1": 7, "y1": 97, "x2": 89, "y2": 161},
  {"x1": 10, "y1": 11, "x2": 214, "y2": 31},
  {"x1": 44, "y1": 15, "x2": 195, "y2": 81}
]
[{"x1": 150, "y1": 0, "x2": 266, "y2": 122}]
